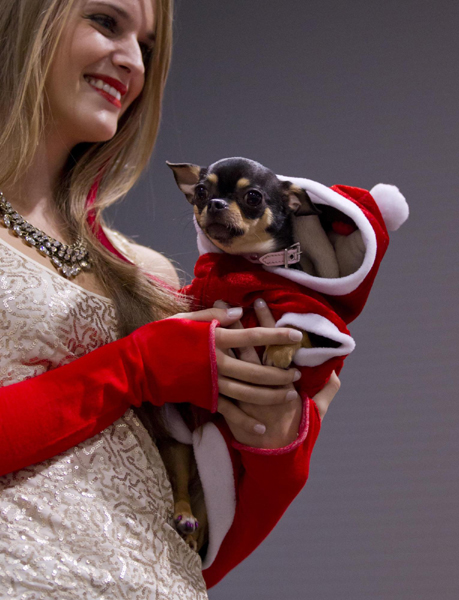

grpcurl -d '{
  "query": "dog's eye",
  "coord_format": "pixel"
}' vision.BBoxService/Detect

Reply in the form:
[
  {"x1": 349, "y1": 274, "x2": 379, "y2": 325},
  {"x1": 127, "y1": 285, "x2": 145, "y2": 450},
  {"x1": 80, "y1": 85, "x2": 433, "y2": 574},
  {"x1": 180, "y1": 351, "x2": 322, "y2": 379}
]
[
  {"x1": 244, "y1": 190, "x2": 263, "y2": 207},
  {"x1": 195, "y1": 185, "x2": 208, "y2": 202}
]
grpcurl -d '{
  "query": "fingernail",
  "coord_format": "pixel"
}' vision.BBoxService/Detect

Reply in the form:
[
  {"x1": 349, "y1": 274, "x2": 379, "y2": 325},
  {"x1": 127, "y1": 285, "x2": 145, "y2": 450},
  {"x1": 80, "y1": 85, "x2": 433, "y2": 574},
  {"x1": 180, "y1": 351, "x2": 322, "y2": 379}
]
[
  {"x1": 254, "y1": 298, "x2": 267, "y2": 309},
  {"x1": 227, "y1": 307, "x2": 243, "y2": 318},
  {"x1": 289, "y1": 329, "x2": 303, "y2": 342},
  {"x1": 293, "y1": 370, "x2": 302, "y2": 382},
  {"x1": 254, "y1": 424, "x2": 266, "y2": 434},
  {"x1": 214, "y1": 299, "x2": 227, "y2": 308},
  {"x1": 286, "y1": 390, "x2": 298, "y2": 402}
]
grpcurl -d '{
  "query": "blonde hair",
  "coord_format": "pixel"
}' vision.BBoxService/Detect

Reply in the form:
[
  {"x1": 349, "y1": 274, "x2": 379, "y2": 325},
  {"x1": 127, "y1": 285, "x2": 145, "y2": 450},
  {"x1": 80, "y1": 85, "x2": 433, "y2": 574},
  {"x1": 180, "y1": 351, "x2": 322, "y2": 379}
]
[{"x1": 0, "y1": 0, "x2": 189, "y2": 340}]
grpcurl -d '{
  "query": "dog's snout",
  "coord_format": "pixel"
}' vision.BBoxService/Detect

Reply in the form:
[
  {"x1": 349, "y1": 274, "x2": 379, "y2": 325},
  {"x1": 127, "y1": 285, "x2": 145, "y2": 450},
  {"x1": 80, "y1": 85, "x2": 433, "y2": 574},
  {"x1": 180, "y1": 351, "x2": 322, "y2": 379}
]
[{"x1": 208, "y1": 199, "x2": 228, "y2": 213}]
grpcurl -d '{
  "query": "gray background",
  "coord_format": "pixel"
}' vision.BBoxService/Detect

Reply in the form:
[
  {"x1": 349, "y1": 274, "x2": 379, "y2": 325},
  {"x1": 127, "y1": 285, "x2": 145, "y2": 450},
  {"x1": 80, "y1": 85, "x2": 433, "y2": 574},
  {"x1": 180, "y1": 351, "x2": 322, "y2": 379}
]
[{"x1": 108, "y1": 0, "x2": 459, "y2": 598}]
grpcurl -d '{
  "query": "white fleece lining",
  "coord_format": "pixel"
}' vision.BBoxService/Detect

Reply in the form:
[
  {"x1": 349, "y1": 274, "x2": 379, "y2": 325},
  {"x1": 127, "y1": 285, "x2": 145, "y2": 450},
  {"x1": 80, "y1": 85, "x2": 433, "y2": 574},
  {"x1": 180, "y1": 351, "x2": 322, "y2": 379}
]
[
  {"x1": 162, "y1": 406, "x2": 237, "y2": 570},
  {"x1": 271, "y1": 176, "x2": 377, "y2": 295},
  {"x1": 194, "y1": 178, "x2": 378, "y2": 297},
  {"x1": 193, "y1": 423, "x2": 236, "y2": 570},
  {"x1": 276, "y1": 312, "x2": 356, "y2": 367},
  {"x1": 163, "y1": 404, "x2": 193, "y2": 444}
]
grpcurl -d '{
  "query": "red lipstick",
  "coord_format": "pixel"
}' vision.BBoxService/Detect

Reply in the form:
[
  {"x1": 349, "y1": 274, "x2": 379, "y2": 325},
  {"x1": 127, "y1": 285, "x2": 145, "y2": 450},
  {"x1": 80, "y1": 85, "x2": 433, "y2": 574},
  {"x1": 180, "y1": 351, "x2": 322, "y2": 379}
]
[{"x1": 85, "y1": 73, "x2": 127, "y2": 96}]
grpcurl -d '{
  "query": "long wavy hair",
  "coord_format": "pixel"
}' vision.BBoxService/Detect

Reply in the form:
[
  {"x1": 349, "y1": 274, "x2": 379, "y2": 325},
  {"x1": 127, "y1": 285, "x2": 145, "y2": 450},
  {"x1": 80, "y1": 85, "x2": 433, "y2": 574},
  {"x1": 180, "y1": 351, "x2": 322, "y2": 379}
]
[
  {"x1": 0, "y1": 0, "x2": 189, "y2": 334},
  {"x1": 0, "y1": 0, "x2": 190, "y2": 438}
]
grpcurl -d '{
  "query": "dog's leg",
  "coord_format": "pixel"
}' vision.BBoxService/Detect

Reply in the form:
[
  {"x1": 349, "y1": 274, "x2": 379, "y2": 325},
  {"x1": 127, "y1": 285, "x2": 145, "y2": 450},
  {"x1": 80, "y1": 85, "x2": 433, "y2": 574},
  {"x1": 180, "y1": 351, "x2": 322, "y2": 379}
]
[
  {"x1": 189, "y1": 459, "x2": 209, "y2": 554},
  {"x1": 263, "y1": 327, "x2": 312, "y2": 368},
  {"x1": 159, "y1": 439, "x2": 200, "y2": 550}
]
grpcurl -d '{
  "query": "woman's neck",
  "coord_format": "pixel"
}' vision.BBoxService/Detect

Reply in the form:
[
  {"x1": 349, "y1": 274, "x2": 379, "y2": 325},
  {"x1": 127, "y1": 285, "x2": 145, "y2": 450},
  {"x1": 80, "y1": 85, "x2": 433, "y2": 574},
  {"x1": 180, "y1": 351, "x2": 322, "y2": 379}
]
[{"x1": 1, "y1": 130, "x2": 72, "y2": 238}]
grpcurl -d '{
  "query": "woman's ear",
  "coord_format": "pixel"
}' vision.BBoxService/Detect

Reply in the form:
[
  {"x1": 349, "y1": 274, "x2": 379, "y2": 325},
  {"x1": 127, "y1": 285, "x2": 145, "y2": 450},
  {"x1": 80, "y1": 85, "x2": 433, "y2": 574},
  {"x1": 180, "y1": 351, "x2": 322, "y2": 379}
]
[
  {"x1": 166, "y1": 161, "x2": 207, "y2": 202},
  {"x1": 281, "y1": 180, "x2": 321, "y2": 216}
]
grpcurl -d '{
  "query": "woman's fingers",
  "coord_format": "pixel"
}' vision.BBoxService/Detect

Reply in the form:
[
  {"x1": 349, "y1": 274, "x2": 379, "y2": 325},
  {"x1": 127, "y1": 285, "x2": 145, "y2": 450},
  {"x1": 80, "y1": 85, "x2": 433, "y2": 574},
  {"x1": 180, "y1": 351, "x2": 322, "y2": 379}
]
[
  {"x1": 213, "y1": 300, "x2": 260, "y2": 364},
  {"x1": 168, "y1": 306, "x2": 244, "y2": 327},
  {"x1": 218, "y1": 350, "x2": 300, "y2": 386},
  {"x1": 217, "y1": 396, "x2": 266, "y2": 435},
  {"x1": 254, "y1": 298, "x2": 276, "y2": 328},
  {"x1": 218, "y1": 375, "x2": 299, "y2": 405},
  {"x1": 222, "y1": 318, "x2": 261, "y2": 365},
  {"x1": 313, "y1": 371, "x2": 341, "y2": 420},
  {"x1": 215, "y1": 325, "x2": 302, "y2": 350}
]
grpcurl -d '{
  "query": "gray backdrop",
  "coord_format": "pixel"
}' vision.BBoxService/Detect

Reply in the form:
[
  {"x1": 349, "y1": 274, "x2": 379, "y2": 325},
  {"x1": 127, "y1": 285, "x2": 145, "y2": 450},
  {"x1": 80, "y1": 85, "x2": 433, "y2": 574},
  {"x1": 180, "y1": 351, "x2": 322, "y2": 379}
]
[{"x1": 107, "y1": 1, "x2": 459, "y2": 598}]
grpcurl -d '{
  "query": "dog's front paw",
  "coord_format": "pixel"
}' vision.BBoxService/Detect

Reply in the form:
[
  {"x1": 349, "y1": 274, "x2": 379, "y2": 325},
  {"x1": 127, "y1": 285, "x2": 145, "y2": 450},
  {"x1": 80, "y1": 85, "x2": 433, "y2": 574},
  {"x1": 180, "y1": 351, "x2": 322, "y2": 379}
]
[
  {"x1": 263, "y1": 344, "x2": 297, "y2": 369},
  {"x1": 174, "y1": 512, "x2": 199, "y2": 536},
  {"x1": 174, "y1": 513, "x2": 199, "y2": 552}
]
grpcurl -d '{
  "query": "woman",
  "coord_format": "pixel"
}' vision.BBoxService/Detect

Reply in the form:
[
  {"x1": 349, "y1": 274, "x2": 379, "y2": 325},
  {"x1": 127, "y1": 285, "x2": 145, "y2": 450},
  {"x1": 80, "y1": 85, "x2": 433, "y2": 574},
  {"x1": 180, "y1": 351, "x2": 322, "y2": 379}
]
[{"x1": 0, "y1": 0, "x2": 339, "y2": 597}]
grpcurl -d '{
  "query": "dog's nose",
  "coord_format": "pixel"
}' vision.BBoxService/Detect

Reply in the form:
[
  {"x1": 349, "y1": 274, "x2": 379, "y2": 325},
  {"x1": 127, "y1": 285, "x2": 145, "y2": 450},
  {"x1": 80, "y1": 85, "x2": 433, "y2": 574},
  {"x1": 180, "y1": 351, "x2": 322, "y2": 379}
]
[{"x1": 208, "y1": 199, "x2": 228, "y2": 213}]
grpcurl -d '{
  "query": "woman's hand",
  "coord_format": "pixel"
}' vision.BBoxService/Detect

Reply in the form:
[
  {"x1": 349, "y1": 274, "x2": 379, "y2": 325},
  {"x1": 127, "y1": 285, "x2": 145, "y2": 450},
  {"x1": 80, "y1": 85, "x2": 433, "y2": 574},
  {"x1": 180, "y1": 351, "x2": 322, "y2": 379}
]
[
  {"x1": 169, "y1": 306, "x2": 303, "y2": 435},
  {"x1": 212, "y1": 299, "x2": 341, "y2": 449}
]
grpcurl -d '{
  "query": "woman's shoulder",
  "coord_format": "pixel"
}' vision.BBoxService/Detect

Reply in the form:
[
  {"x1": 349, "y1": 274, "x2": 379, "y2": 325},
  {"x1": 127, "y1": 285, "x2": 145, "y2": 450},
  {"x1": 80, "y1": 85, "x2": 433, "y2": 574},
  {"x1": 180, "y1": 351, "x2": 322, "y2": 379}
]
[{"x1": 103, "y1": 228, "x2": 180, "y2": 289}]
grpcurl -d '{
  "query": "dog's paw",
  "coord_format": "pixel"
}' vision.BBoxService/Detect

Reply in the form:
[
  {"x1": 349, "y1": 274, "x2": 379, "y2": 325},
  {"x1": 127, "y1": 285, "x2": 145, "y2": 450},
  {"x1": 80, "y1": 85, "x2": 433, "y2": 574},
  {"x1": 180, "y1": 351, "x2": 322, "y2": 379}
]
[
  {"x1": 174, "y1": 513, "x2": 199, "y2": 552},
  {"x1": 263, "y1": 344, "x2": 296, "y2": 369},
  {"x1": 174, "y1": 513, "x2": 200, "y2": 536}
]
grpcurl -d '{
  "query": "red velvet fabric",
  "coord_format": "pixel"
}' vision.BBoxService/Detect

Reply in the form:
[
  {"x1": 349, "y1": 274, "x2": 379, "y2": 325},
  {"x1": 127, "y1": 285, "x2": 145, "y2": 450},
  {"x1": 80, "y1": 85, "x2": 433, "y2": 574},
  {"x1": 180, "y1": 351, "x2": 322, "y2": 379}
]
[
  {"x1": 202, "y1": 400, "x2": 322, "y2": 589},
  {"x1": 326, "y1": 185, "x2": 390, "y2": 324},
  {"x1": 0, "y1": 318, "x2": 217, "y2": 476},
  {"x1": 182, "y1": 254, "x2": 351, "y2": 398}
]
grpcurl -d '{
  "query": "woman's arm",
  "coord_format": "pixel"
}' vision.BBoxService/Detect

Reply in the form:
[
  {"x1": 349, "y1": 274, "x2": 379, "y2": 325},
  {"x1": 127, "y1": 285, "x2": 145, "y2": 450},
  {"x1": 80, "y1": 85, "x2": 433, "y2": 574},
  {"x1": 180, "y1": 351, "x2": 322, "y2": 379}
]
[
  {"x1": 202, "y1": 398, "x2": 321, "y2": 588},
  {"x1": 202, "y1": 300, "x2": 340, "y2": 588},
  {"x1": 0, "y1": 306, "x2": 303, "y2": 476},
  {"x1": 203, "y1": 380, "x2": 340, "y2": 589},
  {"x1": 0, "y1": 317, "x2": 217, "y2": 475}
]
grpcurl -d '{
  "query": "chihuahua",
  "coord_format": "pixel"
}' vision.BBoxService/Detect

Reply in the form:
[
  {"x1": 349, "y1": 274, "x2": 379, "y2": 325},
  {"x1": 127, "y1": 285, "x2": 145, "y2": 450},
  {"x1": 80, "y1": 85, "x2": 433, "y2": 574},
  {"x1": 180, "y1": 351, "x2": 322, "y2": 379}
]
[
  {"x1": 168, "y1": 156, "x2": 343, "y2": 367},
  {"x1": 161, "y1": 157, "x2": 345, "y2": 552}
]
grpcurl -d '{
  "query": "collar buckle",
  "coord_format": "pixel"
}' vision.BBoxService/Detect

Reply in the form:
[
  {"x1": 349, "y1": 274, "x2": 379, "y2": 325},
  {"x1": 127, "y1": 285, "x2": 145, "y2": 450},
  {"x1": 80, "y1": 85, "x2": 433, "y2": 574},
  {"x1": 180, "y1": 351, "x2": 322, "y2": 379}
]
[{"x1": 245, "y1": 242, "x2": 302, "y2": 268}]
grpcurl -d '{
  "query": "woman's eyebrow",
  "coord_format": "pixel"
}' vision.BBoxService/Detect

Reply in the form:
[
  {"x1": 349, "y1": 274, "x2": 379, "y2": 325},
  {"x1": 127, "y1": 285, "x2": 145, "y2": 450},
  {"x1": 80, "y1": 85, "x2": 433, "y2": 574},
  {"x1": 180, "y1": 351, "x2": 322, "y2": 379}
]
[{"x1": 88, "y1": 1, "x2": 156, "y2": 42}]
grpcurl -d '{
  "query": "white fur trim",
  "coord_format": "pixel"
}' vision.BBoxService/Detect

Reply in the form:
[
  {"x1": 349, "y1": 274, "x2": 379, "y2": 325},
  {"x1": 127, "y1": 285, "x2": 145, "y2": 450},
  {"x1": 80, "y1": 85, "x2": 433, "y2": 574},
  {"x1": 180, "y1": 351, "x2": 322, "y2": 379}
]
[
  {"x1": 370, "y1": 183, "x2": 409, "y2": 232},
  {"x1": 265, "y1": 175, "x2": 378, "y2": 296},
  {"x1": 194, "y1": 215, "x2": 223, "y2": 255},
  {"x1": 162, "y1": 408, "x2": 236, "y2": 569},
  {"x1": 276, "y1": 313, "x2": 355, "y2": 366},
  {"x1": 193, "y1": 423, "x2": 236, "y2": 569},
  {"x1": 163, "y1": 404, "x2": 193, "y2": 444}
]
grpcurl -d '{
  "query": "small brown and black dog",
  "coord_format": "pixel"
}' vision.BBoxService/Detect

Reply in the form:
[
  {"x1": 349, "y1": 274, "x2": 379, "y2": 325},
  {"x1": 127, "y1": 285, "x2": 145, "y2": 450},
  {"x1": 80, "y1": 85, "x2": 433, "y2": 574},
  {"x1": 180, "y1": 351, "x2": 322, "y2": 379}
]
[
  {"x1": 168, "y1": 157, "x2": 344, "y2": 365},
  {"x1": 159, "y1": 157, "x2": 348, "y2": 553}
]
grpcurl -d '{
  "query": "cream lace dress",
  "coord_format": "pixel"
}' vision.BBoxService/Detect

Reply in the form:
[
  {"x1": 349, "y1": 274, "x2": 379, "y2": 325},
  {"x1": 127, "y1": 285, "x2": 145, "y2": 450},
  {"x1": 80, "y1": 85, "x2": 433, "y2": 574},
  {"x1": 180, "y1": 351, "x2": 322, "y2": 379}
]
[{"x1": 0, "y1": 237, "x2": 208, "y2": 599}]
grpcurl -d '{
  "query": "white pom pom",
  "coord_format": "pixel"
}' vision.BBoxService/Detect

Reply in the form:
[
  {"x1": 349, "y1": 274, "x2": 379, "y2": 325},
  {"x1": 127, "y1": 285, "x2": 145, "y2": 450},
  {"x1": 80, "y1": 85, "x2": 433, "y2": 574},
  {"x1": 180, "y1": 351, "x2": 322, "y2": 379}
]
[{"x1": 370, "y1": 183, "x2": 409, "y2": 231}]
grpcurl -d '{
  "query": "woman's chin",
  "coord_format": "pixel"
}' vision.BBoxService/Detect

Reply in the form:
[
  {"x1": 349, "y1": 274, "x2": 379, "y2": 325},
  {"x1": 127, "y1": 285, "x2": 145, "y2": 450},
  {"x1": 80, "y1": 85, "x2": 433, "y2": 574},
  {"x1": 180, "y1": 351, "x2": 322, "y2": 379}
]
[{"x1": 78, "y1": 126, "x2": 118, "y2": 144}]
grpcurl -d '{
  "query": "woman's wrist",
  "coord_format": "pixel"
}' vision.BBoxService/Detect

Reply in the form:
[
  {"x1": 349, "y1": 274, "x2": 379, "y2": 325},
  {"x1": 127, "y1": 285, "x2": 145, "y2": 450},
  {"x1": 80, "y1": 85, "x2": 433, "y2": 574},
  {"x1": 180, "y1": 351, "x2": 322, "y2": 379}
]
[{"x1": 227, "y1": 394, "x2": 303, "y2": 450}]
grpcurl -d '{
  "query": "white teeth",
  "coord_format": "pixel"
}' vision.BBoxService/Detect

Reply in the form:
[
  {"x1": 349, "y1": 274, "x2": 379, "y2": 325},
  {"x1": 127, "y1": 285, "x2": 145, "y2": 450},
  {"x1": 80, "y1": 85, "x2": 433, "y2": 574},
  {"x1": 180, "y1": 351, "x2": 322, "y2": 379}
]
[{"x1": 85, "y1": 76, "x2": 122, "y2": 102}]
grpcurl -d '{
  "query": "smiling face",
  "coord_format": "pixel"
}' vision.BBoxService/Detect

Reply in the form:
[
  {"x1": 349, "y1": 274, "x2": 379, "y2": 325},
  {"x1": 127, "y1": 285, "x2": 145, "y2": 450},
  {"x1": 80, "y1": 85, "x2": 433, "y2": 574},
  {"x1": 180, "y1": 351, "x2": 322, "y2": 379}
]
[{"x1": 44, "y1": 0, "x2": 156, "y2": 147}]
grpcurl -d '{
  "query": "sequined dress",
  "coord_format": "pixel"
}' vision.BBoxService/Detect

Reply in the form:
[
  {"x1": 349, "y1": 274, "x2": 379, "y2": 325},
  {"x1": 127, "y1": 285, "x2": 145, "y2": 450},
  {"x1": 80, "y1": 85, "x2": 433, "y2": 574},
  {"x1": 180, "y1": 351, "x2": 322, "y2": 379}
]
[{"x1": 0, "y1": 237, "x2": 208, "y2": 599}]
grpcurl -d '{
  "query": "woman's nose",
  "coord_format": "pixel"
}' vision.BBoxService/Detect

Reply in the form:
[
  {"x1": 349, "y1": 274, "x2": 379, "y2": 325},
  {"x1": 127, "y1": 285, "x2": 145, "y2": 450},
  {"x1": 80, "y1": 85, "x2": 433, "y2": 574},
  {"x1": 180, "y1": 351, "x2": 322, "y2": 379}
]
[{"x1": 113, "y1": 34, "x2": 145, "y2": 76}]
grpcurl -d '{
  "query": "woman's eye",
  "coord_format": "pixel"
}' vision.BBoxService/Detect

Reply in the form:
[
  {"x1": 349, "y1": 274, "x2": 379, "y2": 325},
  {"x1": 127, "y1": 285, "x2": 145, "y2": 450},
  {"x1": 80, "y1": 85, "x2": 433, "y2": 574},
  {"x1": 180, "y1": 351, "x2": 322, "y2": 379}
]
[
  {"x1": 89, "y1": 14, "x2": 152, "y2": 63},
  {"x1": 90, "y1": 14, "x2": 118, "y2": 32},
  {"x1": 244, "y1": 190, "x2": 263, "y2": 207},
  {"x1": 195, "y1": 185, "x2": 208, "y2": 201}
]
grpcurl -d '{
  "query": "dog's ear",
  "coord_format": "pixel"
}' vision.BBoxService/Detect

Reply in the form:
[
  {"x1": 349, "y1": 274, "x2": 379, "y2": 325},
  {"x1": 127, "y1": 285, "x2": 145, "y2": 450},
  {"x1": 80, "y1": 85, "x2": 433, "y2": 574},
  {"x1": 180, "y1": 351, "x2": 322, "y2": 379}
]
[
  {"x1": 281, "y1": 181, "x2": 321, "y2": 216},
  {"x1": 166, "y1": 162, "x2": 207, "y2": 202}
]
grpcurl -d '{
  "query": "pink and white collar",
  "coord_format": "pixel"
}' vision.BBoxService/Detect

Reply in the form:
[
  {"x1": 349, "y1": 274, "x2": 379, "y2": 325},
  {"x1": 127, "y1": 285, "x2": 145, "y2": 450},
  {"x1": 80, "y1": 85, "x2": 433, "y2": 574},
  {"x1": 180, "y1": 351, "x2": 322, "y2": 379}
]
[{"x1": 243, "y1": 242, "x2": 301, "y2": 268}]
